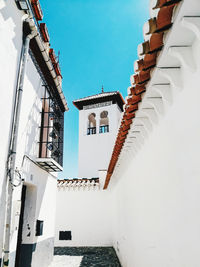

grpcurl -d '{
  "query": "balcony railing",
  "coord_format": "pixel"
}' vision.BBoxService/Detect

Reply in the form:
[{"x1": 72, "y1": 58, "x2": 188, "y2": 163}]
[
  {"x1": 99, "y1": 125, "x2": 109, "y2": 133},
  {"x1": 87, "y1": 127, "x2": 96, "y2": 135},
  {"x1": 37, "y1": 89, "x2": 64, "y2": 172}
]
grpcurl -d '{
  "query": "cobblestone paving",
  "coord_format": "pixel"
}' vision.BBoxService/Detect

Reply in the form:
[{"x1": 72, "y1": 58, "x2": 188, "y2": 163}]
[{"x1": 54, "y1": 247, "x2": 122, "y2": 267}]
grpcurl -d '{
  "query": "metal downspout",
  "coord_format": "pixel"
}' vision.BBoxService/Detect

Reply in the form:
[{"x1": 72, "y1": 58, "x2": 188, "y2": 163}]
[{"x1": 2, "y1": 27, "x2": 37, "y2": 267}]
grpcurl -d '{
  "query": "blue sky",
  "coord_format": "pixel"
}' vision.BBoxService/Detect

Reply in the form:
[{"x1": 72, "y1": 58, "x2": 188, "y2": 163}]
[{"x1": 40, "y1": 0, "x2": 149, "y2": 178}]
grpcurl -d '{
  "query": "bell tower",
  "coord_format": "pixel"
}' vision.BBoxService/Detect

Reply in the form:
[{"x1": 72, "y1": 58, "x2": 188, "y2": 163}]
[{"x1": 73, "y1": 89, "x2": 124, "y2": 178}]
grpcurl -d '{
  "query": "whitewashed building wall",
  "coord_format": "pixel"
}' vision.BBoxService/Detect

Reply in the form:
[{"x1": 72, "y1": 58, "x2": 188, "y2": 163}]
[
  {"x1": 78, "y1": 103, "x2": 122, "y2": 178},
  {"x1": 55, "y1": 186, "x2": 114, "y2": 247},
  {"x1": 0, "y1": 1, "x2": 65, "y2": 266},
  {"x1": 55, "y1": 94, "x2": 123, "y2": 248},
  {"x1": 0, "y1": 1, "x2": 24, "y2": 265},
  {"x1": 109, "y1": 1, "x2": 200, "y2": 266}
]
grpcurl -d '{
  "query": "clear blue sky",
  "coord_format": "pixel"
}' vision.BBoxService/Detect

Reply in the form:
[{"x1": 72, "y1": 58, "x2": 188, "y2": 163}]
[{"x1": 40, "y1": 0, "x2": 149, "y2": 178}]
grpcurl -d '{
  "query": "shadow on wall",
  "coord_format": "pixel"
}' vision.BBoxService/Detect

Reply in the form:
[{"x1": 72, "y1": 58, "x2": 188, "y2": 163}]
[
  {"x1": 0, "y1": 0, "x2": 23, "y2": 50},
  {"x1": 0, "y1": 168, "x2": 8, "y2": 261},
  {"x1": 20, "y1": 158, "x2": 55, "y2": 267},
  {"x1": 0, "y1": 5, "x2": 25, "y2": 255},
  {"x1": 23, "y1": 59, "x2": 43, "y2": 158}
]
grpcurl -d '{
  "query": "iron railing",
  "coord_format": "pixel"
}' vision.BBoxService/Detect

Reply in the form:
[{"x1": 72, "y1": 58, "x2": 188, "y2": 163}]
[
  {"x1": 99, "y1": 125, "x2": 109, "y2": 133},
  {"x1": 39, "y1": 87, "x2": 64, "y2": 167},
  {"x1": 87, "y1": 127, "x2": 96, "y2": 135}
]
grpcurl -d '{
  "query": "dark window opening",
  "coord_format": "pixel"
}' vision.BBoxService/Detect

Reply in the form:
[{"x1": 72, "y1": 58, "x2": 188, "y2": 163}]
[
  {"x1": 59, "y1": 231, "x2": 72, "y2": 240},
  {"x1": 99, "y1": 125, "x2": 109, "y2": 133},
  {"x1": 36, "y1": 220, "x2": 44, "y2": 236},
  {"x1": 87, "y1": 113, "x2": 96, "y2": 135},
  {"x1": 87, "y1": 127, "x2": 96, "y2": 135},
  {"x1": 99, "y1": 111, "x2": 109, "y2": 133}
]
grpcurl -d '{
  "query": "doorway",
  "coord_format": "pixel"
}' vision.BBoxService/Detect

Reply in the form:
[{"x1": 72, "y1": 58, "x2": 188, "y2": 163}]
[{"x1": 15, "y1": 185, "x2": 26, "y2": 267}]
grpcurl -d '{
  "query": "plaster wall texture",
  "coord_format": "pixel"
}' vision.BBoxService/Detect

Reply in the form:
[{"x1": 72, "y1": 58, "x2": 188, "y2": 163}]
[
  {"x1": 6, "y1": 54, "x2": 57, "y2": 265},
  {"x1": 16, "y1": 53, "x2": 43, "y2": 166},
  {"x1": 78, "y1": 104, "x2": 121, "y2": 178},
  {"x1": 0, "y1": 1, "x2": 58, "y2": 266},
  {"x1": 18, "y1": 160, "x2": 57, "y2": 267},
  {"x1": 20, "y1": 160, "x2": 57, "y2": 244},
  {"x1": 8, "y1": 160, "x2": 57, "y2": 267},
  {"x1": 0, "y1": 0, "x2": 24, "y2": 260},
  {"x1": 110, "y1": 37, "x2": 200, "y2": 266},
  {"x1": 55, "y1": 187, "x2": 114, "y2": 247},
  {"x1": 55, "y1": 102, "x2": 121, "y2": 249}
]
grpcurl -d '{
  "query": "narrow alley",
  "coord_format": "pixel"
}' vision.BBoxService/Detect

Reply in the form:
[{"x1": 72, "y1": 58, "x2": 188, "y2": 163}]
[
  {"x1": 49, "y1": 247, "x2": 121, "y2": 267},
  {"x1": 1, "y1": 0, "x2": 200, "y2": 266}
]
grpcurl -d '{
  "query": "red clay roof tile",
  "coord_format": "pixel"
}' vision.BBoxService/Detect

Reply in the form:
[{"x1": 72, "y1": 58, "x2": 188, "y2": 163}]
[{"x1": 103, "y1": 0, "x2": 182, "y2": 190}]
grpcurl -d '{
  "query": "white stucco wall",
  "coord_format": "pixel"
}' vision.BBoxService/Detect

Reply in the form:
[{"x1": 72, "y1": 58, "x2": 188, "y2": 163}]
[
  {"x1": 0, "y1": 1, "x2": 59, "y2": 266},
  {"x1": 0, "y1": 0, "x2": 23, "y2": 206},
  {"x1": 0, "y1": 45, "x2": 57, "y2": 264},
  {"x1": 78, "y1": 104, "x2": 121, "y2": 178},
  {"x1": 55, "y1": 186, "x2": 114, "y2": 247},
  {"x1": 20, "y1": 160, "x2": 57, "y2": 267},
  {"x1": 16, "y1": 53, "x2": 43, "y2": 165},
  {"x1": 55, "y1": 99, "x2": 122, "y2": 248},
  {"x1": 9, "y1": 159, "x2": 57, "y2": 267},
  {"x1": 0, "y1": 0, "x2": 24, "y2": 261},
  {"x1": 110, "y1": 15, "x2": 200, "y2": 267}
]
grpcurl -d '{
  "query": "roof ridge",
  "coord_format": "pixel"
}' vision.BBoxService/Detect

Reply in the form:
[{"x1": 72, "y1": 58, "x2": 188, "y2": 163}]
[{"x1": 73, "y1": 91, "x2": 118, "y2": 103}]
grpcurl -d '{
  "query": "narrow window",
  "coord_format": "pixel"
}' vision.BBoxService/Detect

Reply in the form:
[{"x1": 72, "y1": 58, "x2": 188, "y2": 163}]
[
  {"x1": 59, "y1": 231, "x2": 72, "y2": 240},
  {"x1": 36, "y1": 220, "x2": 44, "y2": 236},
  {"x1": 39, "y1": 86, "x2": 64, "y2": 166},
  {"x1": 87, "y1": 113, "x2": 96, "y2": 135},
  {"x1": 99, "y1": 111, "x2": 109, "y2": 133}
]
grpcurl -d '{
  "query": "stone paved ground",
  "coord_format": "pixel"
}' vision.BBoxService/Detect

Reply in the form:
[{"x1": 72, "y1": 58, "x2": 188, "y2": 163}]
[
  {"x1": 52, "y1": 247, "x2": 122, "y2": 267},
  {"x1": 49, "y1": 255, "x2": 83, "y2": 267}
]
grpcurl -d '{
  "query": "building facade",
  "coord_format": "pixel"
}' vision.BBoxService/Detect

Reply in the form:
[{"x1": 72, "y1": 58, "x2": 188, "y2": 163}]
[
  {"x1": 56, "y1": 0, "x2": 200, "y2": 266},
  {"x1": 74, "y1": 91, "x2": 124, "y2": 178},
  {"x1": 0, "y1": 1, "x2": 67, "y2": 266},
  {"x1": 54, "y1": 91, "x2": 124, "y2": 247},
  {"x1": 104, "y1": 0, "x2": 200, "y2": 266}
]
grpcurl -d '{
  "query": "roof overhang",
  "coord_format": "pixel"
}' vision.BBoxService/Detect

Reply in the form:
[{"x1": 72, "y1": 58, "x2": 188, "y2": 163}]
[
  {"x1": 104, "y1": 0, "x2": 187, "y2": 189},
  {"x1": 23, "y1": 21, "x2": 68, "y2": 112},
  {"x1": 73, "y1": 91, "x2": 125, "y2": 112}
]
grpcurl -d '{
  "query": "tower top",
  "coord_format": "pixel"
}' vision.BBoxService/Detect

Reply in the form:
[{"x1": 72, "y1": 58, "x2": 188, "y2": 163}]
[{"x1": 73, "y1": 91, "x2": 125, "y2": 111}]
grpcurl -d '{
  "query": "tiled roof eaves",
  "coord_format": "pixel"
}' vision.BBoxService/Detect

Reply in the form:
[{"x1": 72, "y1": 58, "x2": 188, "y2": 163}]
[
  {"x1": 73, "y1": 91, "x2": 119, "y2": 103},
  {"x1": 104, "y1": 0, "x2": 183, "y2": 190},
  {"x1": 73, "y1": 91, "x2": 125, "y2": 111}
]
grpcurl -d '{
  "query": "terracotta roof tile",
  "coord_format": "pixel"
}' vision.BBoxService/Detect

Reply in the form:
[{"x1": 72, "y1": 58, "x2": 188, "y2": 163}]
[
  {"x1": 125, "y1": 103, "x2": 138, "y2": 113},
  {"x1": 153, "y1": 0, "x2": 181, "y2": 9},
  {"x1": 149, "y1": 32, "x2": 164, "y2": 52},
  {"x1": 138, "y1": 69, "x2": 151, "y2": 84},
  {"x1": 135, "y1": 84, "x2": 147, "y2": 95},
  {"x1": 103, "y1": 0, "x2": 182, "y2": 190},
  {"x1": 143, "y1": 53, "x2": 158, "y2": 69},
  {"x1": 156, "y1": 4, "x2": 177, "y2": 31}
]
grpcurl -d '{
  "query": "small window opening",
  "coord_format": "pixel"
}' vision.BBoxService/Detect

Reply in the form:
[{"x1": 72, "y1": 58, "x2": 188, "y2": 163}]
[
  {"x1": 87, "y1": 113, "x2": 96, "y2": 135},
  {"x1": 99, "y1": 111, "x2": 109, "y2": 133},
  {"x1": 36, "y1": 220, "x2": 44, "y2": 236},
  {"x1": 59, "y1": 231, "x2": 72, "y2": 240}
]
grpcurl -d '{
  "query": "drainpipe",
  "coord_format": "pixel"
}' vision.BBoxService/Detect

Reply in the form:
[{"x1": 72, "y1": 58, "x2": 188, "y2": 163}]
[{"x1": 2, "y1": 20, "x2": 37, "y2": 267}]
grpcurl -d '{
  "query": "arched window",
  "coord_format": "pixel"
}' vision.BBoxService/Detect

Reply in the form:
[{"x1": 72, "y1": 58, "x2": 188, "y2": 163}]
[
  {"x1": 87, "y1": 113, "x2": 96, "y2": 135},
  {"x1": 99, "y1": 111, "x2": 109, "y2": 133}
]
